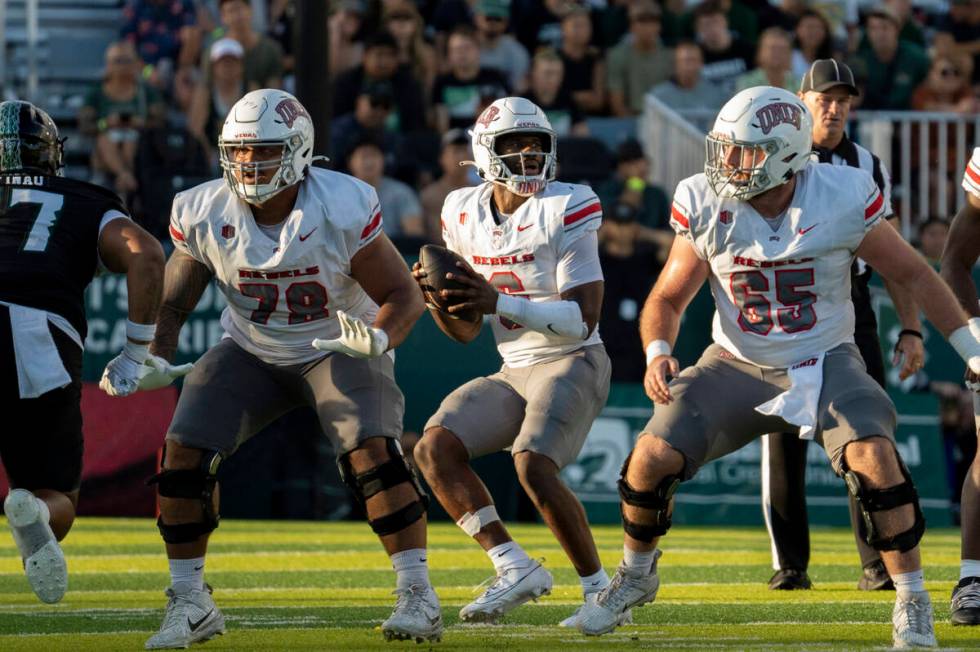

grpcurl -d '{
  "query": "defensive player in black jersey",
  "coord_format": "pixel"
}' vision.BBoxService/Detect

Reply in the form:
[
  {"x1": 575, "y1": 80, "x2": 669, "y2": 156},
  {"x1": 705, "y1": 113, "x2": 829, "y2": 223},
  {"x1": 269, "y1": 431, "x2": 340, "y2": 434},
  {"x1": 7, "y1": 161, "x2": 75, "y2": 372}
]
[{"x1": 0, "y1": 100, "x2": 176, "y2": 604}]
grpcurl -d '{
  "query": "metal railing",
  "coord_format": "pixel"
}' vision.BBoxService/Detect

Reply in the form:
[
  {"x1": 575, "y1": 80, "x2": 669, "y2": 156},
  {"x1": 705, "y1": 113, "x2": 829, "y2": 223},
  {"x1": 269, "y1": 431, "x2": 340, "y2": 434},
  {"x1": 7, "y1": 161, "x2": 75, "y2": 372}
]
[{"x1": 641, "y1": 93, "x2": 979, "y2": 239}]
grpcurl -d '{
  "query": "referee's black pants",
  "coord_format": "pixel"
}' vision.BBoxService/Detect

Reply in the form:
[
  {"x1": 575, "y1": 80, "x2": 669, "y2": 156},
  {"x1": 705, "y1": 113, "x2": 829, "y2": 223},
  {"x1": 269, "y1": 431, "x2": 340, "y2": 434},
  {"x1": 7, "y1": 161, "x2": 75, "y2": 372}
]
[{"x1": 763, "y1": 328, "x2": 884, "y2": 571}]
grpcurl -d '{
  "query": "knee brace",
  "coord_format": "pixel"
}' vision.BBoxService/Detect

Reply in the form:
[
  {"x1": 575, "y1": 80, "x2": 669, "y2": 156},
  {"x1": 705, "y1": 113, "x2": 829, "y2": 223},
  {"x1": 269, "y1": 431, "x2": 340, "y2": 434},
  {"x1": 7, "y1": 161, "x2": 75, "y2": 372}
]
[
  {"x1": 618, "y1": 453, "x2": 682, "y2": 543},
  {"x1": 146, "y1": 448, "x2": 222, "y2": 544},
  {"x1": 842, "y1": 457, "x2": 925, "y2": 553},
  {"x1": 338, "y1": 438, "x2": 429, "y2": 536}
]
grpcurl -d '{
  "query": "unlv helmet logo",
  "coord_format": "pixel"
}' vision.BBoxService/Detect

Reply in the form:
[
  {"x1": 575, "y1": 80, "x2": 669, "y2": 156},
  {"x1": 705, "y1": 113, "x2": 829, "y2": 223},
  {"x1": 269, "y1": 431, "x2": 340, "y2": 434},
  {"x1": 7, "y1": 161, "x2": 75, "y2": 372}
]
[
  {"x1": 221, "y1": 224, "x2": 236, "y2": 239},
  {"x1": 755, "y1": 102, "x2": 802, "y2": 135},
  {"x1": 476, "y1": 105, "x2": 500, "y2": 129},
  {"x1": 274, "y1": 98, "x2": 309, "y2": 128}
]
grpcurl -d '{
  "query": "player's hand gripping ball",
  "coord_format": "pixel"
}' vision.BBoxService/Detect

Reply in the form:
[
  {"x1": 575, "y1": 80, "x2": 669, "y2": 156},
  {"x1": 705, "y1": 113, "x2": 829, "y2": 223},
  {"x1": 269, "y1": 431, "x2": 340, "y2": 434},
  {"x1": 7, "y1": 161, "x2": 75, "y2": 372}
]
[{"x1": 416, "y1": 244, "x2": 480, "y2": 322}]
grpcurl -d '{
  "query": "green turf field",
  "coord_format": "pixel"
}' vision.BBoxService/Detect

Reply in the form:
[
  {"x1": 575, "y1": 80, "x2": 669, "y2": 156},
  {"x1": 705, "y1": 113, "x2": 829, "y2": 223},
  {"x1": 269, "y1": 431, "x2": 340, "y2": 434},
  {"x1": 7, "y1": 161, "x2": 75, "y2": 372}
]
[{"x1": 0, "y1": 519, "x2": 975, "y2": 650}]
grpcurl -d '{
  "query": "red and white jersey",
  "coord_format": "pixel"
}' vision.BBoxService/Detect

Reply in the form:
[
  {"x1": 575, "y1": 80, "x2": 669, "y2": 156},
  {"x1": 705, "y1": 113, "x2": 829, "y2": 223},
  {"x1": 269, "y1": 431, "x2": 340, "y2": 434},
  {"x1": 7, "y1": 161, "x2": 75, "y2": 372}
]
[
  {"x1": 671, "y1": 162, "x2": 887, "y2": 368},
  {"x1": 963, "y1": 147, "x2": 980, "y2": 199},
  {"x1": 169, "y1": 167, "x2": 383, "y2": 365},
  {"x1": 441, "y1": 182, "x2": 603, "y2": 367}
]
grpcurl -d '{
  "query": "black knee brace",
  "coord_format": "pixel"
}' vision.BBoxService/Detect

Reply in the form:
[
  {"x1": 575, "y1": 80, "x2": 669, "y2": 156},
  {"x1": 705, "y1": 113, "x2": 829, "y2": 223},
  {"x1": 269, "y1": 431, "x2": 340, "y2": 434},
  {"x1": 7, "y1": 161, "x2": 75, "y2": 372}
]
[
  {"x1": 147, "y1": 448, "x2": 223, "y2": 544},
  {"x1": 338, "y1": 438, "x2": 429, "y2": 536},
  {"x1": 842, "y1": 457, "x2": 925, "y2": 553},
  {"x1": 618, "y1": 453, "x2": 682, "y2": 543}
]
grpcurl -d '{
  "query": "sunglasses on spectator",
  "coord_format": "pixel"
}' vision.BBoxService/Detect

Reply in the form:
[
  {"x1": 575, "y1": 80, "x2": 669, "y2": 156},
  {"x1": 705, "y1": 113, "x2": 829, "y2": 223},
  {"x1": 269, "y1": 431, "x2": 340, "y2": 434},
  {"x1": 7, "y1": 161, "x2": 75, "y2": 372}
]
[{"x1": 939, "y1": 67, "x2": 961, "y2": 78}]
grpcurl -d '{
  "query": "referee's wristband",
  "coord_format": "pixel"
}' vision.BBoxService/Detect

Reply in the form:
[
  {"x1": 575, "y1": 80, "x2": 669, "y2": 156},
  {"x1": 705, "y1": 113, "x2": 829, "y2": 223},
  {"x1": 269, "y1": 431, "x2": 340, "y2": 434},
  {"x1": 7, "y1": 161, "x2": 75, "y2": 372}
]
[{"x1": 645, "y1": 340, "x2": 672, "y2": 366}]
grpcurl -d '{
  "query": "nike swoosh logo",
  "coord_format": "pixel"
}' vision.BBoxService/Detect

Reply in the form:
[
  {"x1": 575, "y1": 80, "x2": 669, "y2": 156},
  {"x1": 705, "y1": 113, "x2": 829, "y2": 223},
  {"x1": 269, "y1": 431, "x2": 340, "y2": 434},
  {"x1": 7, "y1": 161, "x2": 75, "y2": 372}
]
[
  {"x1": 547, "y1": 324, "x2": 561, "y2": 335},
  {"x1": 495, "y1": 548, "x2": 512, "y2": 558},
  {"x1": 299, "y1": 228, "x2": 317, "y2": 241},
  {"x1": 420, "y1": 558, "x2": 427, "y2": 563},
  {"x1": 517, "y1": 223, "x2": 533, "y2": 232},
  {"x1": 193, "y1": 565, "x2": 204, "y2": 571},
  {"x1": 188, "y1": 610, "x2": 212, "y2": 631},
  {"x1": 798, "y1": 225, "x2": 817, "y2": 235}
]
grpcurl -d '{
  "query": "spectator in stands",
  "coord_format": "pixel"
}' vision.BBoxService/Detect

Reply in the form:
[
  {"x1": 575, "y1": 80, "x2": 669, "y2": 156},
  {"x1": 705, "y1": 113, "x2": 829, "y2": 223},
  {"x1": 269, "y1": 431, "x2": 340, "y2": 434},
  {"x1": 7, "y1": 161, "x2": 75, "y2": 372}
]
[
  {"x1": 188, "y1": 38, "x2": 246, "y2": 149},
  {"x1": 693, "y1": 1, "x2": 755, "y2": 96},
  {"x1": 347, "y1": 139, "x2": 425, "y2": 239},
  {"x1": 651, "y1": 40, "x2": 727, "y2": 114},
  {"x1": 850, "y1": 5, "x2": 929, "y2": 110},
  {"x1": 476, "y1": 0, "x2": 530, "y2": 94},
  {"x1": 329, "y1": 0, "x2": 366, "y2": 80},
  {"x1": 80, "y1": 41, "x2": 165, "y2": 197},
  {"x1": 883, "y1": 0, "x2": 926, "y2": 48},
  {"x1": 121, "y1": 0, "x2": 201, "y2": 87},
  {"x1": 911, "y1": 54, "x2": 978, "y2": 114},
  {"x1": 432, "y1": 25, "x2": 510, "y2": 132},
  {"x1": 383, "y1": 0, "x2": 438, "y2": 94},
  {"x1": 791, "y1": 9, "x2": 835, "y2": 79},
  {"x1": 167, "y1": 65, "x2": 200, "y2": 130},
  {"x1": 524, "y1": 50, "x2": 587, "y2": 137},
  {"x1": 679, "y1": 0, "x2": 760, "y2": 44},
  {"x1": 595, "y1": 138, "x2": 673, "y2": 260},
  {"x1": 607, "y1": 0, "x2": 673, "y2": 117},
  {"x1": 934, "y1": 0, "x2": 980, "y2": 84},
  {"x1": 333, "y1": 31, "x2": 427, "y2": 131},
  {"x1": 558, "y1": 7, "x2": 607, "y2": 115},
  {"x1": 736, "y1": 27, "x2": 797, "y2": 91},
  {"x1": 210, "y1": 0, "x2": 284, "y2": 91},
  {"x1": 329, "y1": 81, "x2": 400, "y2": 172},
  {"x1": 420, "y1": 129, "x2": 478, "y2": 242},
  {"x1": 513, "y1": 0, "x2": 574, "y2": 53},
  {"x1": 597, "y1": 192, "x2": 663, "y2": 383},
  {"x1": 268, "y1": 0, "x2": 296, "y2": 80},
  {"x1": 918, "y1": 217, "x2": 951, "y2": 266}
]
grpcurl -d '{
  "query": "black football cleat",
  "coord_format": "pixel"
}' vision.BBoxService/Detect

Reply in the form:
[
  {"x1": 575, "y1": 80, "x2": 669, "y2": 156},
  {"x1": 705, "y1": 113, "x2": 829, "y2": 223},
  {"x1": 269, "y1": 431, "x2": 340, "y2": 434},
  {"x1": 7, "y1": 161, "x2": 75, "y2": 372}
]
[
  {"x1": 858, "y1": 560, "x2": 894, "y2": 591},
  {"x1": 768, "y1": 568, "x2": 812, "y2": 590},
  {"x1": 951, "y1": 576, "x2": 980, "y2": 625}
]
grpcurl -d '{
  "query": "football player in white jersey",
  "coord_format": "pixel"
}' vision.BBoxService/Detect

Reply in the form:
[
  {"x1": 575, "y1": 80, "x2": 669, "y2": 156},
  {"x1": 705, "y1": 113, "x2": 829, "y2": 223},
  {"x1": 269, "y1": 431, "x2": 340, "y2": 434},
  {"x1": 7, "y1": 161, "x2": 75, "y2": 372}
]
[
  {"x1": 411, "y1": 97, "x2": 618, "y2": 626},
  {"x1": 577, "y1": 86, "x2": 980, "y2": 648},
  {"x1": 129, "y1": 90, "x2": 436, "y2": 648},
  {"x1": 939, "y1": 147, "x2": 980, "y2": 626}
]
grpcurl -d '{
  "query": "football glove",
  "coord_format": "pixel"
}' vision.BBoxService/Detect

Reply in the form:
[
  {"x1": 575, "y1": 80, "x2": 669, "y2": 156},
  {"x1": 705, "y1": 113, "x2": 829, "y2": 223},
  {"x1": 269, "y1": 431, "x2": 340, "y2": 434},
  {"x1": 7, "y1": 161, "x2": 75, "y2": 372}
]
[
  {"x1": 99, "y1": 353, "x2": 193, "y2": 397},
  {"x1": 311, "y1": 310, "x2": 389, "y2": 359}
]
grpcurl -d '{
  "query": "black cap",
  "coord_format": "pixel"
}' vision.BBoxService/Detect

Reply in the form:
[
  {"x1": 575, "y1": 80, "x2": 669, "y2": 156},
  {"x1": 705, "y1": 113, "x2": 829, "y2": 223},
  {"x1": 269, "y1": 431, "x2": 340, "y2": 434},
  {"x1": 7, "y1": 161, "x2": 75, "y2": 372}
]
[
  {"x1": 615, "y1": 138, "x2": 645, "y2": 164},
  {"x1": 800, "y1": 59, "x2": 859, "y2": 96}
]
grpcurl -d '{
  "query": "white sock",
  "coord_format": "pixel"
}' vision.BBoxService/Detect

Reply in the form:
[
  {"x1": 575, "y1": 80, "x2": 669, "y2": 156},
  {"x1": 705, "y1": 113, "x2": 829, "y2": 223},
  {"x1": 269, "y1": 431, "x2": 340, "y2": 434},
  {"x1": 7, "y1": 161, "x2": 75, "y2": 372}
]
[
  {"x1": 169, "y1": 557, "x2": 205, "y2": 591},
  {"x1": 580, "y1": 568, "x2": 610, "y2": 595},
  {"x1": 960, "y1": 559, "x2": 980, "y2": 581},
  {"x1": 391, "y1": 548, "x2": 430, "y2": 590},
  {"x1": 623, "y1": 545, "x2": 656, "y2": 573},
  {"x1": 487, "y1": 541, "x2": 530, "y2": 572},
  {"x1": 893, "y1": 569, "x2": 926, "y2": 595}
]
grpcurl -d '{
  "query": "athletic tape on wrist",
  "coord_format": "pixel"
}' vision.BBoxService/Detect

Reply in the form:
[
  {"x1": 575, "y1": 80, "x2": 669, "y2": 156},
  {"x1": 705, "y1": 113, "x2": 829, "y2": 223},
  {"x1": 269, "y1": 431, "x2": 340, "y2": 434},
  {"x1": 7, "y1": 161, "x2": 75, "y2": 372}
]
[
  {"x1": 126, "y1": 320, "x2": 156, "y2": 343},
  {"x1": 645, "y1": 340, "x2": 672, "y2": 366}
]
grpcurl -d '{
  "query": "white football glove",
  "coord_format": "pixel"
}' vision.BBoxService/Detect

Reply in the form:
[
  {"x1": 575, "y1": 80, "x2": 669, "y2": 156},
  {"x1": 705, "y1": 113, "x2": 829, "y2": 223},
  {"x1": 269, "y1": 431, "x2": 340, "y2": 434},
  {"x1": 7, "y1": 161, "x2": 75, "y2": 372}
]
[
  {"x1": 311, "y1": 310, "x2": 389, "y2": 359},
  {"x1": 138, "y1": 354, "x2": 195, "y2": 391},
  {"x1": 99, "y1": 353, "x2": 193, "y2": 397}
]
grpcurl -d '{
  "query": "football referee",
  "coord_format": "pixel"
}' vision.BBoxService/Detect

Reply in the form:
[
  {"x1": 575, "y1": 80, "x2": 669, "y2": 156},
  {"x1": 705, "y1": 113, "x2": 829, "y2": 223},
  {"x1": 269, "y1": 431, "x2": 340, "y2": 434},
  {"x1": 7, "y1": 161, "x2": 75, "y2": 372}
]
[{"x1": 762, "y1": 59, "x2": 926, "y2": 591}]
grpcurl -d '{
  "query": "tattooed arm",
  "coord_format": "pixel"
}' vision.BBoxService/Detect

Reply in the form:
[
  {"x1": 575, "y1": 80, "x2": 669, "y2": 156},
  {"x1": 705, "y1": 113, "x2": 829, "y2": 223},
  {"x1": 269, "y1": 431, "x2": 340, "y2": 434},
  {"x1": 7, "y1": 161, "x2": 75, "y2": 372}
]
[{"x1": 149, "y1": 249, "x2": 215, "y2": 362}]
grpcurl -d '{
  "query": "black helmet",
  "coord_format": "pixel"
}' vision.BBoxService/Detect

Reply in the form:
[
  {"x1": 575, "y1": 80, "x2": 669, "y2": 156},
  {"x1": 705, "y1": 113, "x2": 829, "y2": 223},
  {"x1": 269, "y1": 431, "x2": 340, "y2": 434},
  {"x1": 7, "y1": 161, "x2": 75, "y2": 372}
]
[{"x1": 0, "y1": 100, "x2": 64, "y2": 175}]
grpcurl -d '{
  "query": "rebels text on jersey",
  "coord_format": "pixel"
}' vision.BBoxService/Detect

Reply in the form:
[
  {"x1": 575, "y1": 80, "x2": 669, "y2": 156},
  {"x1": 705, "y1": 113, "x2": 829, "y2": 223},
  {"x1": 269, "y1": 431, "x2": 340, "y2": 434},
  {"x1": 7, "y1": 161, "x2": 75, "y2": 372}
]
[
  {"x1": 0, "y1": 174, "x2": 127, "y2": 341},
  {"x1": 169, "y1": 167, "x2": 383, "y2": 365},
  {"x1": 964, "y1": 147, "x2": 980, "y2": 199},
  {"x1": 671, "y1": 162, "x2": 887, "y2": 368},
  {"x1": 441, "y1": 182, "x2": 603, "y2": 367}
]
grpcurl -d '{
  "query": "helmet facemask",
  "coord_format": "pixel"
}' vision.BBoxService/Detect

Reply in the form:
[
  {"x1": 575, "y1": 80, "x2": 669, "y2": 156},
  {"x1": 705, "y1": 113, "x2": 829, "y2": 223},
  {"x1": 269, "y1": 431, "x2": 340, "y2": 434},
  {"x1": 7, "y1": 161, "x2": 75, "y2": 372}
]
[
  {"x1": 476, "y1": 128, "x2": 557, "y2": 197},
  {"x1": 705, "y1": 133, "x2": 784, "y2": 200},
  {"x1": 219, "y1": 135, "x2": 305, "y2": 205}
]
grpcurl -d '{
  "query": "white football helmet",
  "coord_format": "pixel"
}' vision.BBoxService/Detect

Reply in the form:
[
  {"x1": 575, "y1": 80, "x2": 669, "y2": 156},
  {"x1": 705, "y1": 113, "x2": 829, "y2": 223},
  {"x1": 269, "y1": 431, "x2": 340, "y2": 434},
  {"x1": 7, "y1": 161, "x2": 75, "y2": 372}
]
[
  {"x1": 219, "y1": 89, "x2": 316, "y2": 204},
  {"x1": 705, "y1": 86, "x2": 812, "y2": 200},
  {"x1": 468, "y1": 97, "x2": 557, "y2": 197}
]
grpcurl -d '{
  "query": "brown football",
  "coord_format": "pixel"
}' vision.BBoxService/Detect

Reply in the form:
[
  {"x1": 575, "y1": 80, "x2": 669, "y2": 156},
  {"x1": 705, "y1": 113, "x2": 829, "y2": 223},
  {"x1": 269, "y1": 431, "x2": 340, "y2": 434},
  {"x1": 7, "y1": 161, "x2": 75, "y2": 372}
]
[{"x1": 419, "y1": 244, "x2": 480, "y2": 322}]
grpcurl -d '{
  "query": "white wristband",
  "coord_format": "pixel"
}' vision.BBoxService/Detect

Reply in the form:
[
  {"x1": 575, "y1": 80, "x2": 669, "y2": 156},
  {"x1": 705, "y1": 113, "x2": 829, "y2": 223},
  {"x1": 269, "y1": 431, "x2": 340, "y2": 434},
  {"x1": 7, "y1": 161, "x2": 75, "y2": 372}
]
[
  {"x1": 645, "y1": 340, "x2": 672, "y2": 365},
  {"x1": 949, "y1": 322, "x2": 980, "y2": 363},
  {"x1": 126, "y1": 319, "x2": 156, "y2": 343}
]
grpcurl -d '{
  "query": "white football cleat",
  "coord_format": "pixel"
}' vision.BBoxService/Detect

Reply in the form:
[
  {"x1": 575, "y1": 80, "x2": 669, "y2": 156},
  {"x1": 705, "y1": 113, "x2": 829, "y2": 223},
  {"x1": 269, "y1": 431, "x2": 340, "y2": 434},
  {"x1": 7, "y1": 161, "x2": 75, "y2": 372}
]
[
  {"x1": 4, "y1": 488, "x2": 67, "y2": 604},
  {"x1": 578, "y1": 549, "x2": 662, "y2": 636},
  {"x1": 892, "y1": 590, "x2": 937, "y2": 648},
  {"x1": 459, "y1": 560, "x2": 553, "y2": 623},
  {"x1": 145, "y1": 584, "x2": 225, "y2": 650},
  {"x1": 381, "y1": 584, "x2": 443, "y2": 643},
  {"x1": 559, "y1": 591, "x2": 633, "y2": 628}
]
